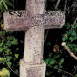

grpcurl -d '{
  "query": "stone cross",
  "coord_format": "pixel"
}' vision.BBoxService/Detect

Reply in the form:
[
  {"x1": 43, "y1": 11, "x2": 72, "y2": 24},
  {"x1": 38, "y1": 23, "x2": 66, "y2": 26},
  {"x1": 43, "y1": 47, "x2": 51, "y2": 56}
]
[{"x1": 3, "y1": 0, "x2": 65, "y2": 77}]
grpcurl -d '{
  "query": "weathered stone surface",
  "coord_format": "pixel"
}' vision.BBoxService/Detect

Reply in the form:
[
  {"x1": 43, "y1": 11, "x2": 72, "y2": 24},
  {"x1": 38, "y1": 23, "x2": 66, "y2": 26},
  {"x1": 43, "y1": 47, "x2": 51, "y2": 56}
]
[
  {"x1": 3, "y1": 0, "x2": 65, "y2": 76},
  {"x1": 26, "y1": 0, "x2": 45, "y2": 15},
  {"x1": 4, "y1": 11, "x2": 65, "y2": 31},
  {"x1": 24, "y1": 26, "x2": 44, "y2": 64},
  {"x1": 20, "y1": 59, "x2": 46, "y2": 77}
]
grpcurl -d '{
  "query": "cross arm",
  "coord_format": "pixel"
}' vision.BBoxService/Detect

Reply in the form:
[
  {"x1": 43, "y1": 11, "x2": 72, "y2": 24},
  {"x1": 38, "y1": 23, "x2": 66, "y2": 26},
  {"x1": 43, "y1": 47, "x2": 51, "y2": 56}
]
[
  {"x1": 3, "y1": 11, "x2": 65, "y2": 31},
  {"x1": 3, "y1": 11, "x2": 29, "y2": 31},
  {"x1": 43, "y1": 11, "x2": 65, "y2": 29}
]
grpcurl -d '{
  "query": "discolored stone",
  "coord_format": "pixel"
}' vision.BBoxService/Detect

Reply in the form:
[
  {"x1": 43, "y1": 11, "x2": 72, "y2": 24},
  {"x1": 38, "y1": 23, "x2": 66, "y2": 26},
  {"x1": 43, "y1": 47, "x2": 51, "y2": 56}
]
[
  {"x1": 4, "y1": 11, "x2": 65, "y2": 31},
  {"x1": 20, "y1": 59, "x2": 46, "y2": 77}
]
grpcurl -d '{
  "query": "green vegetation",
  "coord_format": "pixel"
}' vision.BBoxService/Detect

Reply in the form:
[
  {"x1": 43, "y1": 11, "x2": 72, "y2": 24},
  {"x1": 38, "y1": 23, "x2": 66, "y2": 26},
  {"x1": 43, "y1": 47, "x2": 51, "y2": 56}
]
[
  {"x1": 0, "y1": 0, "x2": 19, "y2": 76},
  {"x1": 45, "y1": 23, "x2": 77, "y2": 77},
  {"x1": 0, "y1": 68, "x2": 10, "y2": 77}
]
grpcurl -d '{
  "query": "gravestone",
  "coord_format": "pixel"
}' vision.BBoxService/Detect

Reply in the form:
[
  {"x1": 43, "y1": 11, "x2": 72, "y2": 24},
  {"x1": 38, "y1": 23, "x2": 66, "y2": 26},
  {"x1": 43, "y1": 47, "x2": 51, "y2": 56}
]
[{"x1": 3, "y1": 0, "x2": 65, "y2": 77}]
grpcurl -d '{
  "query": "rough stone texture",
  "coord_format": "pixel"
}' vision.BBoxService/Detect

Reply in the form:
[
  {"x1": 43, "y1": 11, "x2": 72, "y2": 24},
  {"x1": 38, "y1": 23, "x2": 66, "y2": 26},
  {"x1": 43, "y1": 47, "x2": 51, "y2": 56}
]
[
  {"x1": 26, "y1": 0, "x2": 45, "y2": 15},
  {"x1": 20, "y1": 59, "x2": 46, "y2": 77},
  {"x1": 3, "y1": 0, "x2": 65, "y2": 77},
  {"x1": 3, "y1": 11, "x2": 65, "y2": 31},
  {"x1": 24, "y1": 26, "x2": 44, "y2": 64}
]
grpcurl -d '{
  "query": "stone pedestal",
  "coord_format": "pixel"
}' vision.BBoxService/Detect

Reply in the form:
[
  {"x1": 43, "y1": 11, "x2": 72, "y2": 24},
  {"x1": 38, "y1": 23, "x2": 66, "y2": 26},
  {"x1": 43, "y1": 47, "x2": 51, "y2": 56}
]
[{"x1": 20, "y1": 59, "x2": 46, "y2": 77}]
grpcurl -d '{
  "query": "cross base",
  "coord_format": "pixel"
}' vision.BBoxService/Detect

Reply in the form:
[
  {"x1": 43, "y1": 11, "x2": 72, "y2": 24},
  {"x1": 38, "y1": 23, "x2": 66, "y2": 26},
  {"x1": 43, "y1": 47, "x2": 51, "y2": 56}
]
[{"x1": 20, "y1": 59, "x2": 46, "y2": 77}]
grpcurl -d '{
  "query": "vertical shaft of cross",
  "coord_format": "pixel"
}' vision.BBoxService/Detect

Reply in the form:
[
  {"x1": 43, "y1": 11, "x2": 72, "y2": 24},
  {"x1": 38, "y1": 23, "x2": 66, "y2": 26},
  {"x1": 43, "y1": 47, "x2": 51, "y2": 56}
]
[
  {"x1": 24, "y1": 0, "x2": 46, "y2": 64},
  {"x1": 26, "y1": 0, "x2": 45, "y2": 15},
  {"x1": 24, "y1": 26, "x2": 44, "y2": 64},
  {"x1": 20, "y1": 0, "x2": 46, "y2": 77}
]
